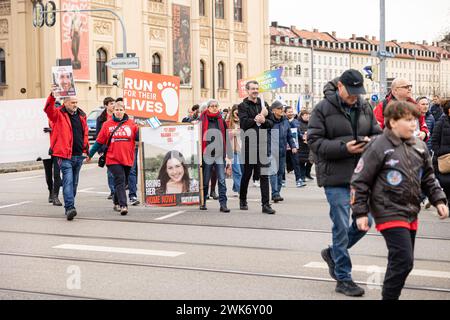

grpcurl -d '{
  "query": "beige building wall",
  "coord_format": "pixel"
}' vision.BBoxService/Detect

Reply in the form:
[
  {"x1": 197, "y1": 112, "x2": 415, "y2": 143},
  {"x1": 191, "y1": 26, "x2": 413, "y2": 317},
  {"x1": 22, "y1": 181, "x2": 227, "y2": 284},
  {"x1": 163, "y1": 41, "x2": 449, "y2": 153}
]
[
  {"x1": 441, "y1": 59, "x2": 450, "y2": 97},
  {"x1": 271, "y1": 44, "x2": 312, "y2": 109},
  {"x1": 388, "y1": 59, "x2": 440, "y2": 97},
  {"x1": 0, "y1": 0, "x2": 270, "y2": 118},
  {"x1": 312, "y1": 50, "x2": 350, "y2": 103}
]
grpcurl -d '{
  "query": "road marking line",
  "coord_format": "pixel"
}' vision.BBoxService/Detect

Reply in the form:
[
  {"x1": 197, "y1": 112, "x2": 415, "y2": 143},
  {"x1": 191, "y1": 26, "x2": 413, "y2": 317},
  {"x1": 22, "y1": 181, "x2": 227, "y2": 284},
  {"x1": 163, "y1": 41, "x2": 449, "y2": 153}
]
[
  {"x1": 8, "y1": 176, "x2": 43, "y2": 182},
  {"x1": 304, "y1": 262, "x2": 450, "y2": 279},
  {"x1": 78, "y1": 188, "x2": 110, "y2": 195},
  {"x1": 0, "y1": 201, "x2": 32, "y2": 210},
  {"x1": 52, "y1": 244, "x2": 185, "y2": 257},
  {"x1": 155, "y1": 211, "x2": 186, "y2": 221}
]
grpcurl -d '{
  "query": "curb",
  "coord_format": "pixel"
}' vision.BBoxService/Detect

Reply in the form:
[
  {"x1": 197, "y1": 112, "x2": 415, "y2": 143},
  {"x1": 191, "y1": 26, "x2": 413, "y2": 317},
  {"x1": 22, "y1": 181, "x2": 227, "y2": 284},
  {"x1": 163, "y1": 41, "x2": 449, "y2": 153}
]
[{"x1": 0, "y1": 164, "x2": 44, "y2": 174}]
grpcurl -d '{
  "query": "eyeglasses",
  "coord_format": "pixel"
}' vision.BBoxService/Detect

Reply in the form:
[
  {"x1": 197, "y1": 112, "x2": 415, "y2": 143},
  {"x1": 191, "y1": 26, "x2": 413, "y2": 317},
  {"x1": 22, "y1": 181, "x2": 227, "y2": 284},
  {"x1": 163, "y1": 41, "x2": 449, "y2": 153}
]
[{"x1": 398, "y1": 85, "x2": 413, "y2": 90}]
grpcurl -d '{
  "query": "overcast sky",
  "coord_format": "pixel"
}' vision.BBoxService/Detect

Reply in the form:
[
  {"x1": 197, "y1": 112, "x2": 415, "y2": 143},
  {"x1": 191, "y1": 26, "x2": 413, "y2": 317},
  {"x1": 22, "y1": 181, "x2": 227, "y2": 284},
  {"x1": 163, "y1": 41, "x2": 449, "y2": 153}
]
[{"x1": 269, "y1": 0, "x2": 450, "y2": 43}]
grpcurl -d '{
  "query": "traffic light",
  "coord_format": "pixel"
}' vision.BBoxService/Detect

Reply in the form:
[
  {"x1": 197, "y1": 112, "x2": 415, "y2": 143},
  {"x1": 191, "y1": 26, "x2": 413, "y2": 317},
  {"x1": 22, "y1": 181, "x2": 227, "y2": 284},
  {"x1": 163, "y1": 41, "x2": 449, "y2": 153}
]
[
  {"x1": 112, "y1": 73, "x2": 124, "y2": 88},
  {"x1": 32, "y1": 1, "x2": 56, "y2": 28}
]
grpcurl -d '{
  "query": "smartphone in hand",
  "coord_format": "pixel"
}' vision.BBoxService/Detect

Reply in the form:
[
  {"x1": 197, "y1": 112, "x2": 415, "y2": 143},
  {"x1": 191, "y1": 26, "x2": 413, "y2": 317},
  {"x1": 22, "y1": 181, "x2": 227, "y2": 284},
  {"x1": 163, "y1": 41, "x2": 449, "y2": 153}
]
[{"x1": 353, "y1": 140, "x2": 368, "y2": 147}]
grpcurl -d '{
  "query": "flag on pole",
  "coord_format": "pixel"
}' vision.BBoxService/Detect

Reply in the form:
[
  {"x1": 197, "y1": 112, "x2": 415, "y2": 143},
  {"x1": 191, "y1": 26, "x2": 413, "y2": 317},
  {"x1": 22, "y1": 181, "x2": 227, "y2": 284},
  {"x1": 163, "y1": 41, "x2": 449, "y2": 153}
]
[
  {"x1": 275, "y1": 94, "x2": 287, "y2": 106},
  {"x1": 147, "y1": 116, "x2": 162, "y2": 129},
  {"x1": 296, "y1": 95, "x2": 302, "y2": 114}
]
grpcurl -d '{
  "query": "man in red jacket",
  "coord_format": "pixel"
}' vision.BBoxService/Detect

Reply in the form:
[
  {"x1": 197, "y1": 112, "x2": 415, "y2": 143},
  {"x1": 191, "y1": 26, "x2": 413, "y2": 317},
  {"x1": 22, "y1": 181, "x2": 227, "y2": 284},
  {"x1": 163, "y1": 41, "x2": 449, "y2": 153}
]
[
  {"x1": 44, "y1": 89, "x2": 89, "y2": 221},
  {"x1": 373, "y1": 78, "x2": 429, "y2": 141}
]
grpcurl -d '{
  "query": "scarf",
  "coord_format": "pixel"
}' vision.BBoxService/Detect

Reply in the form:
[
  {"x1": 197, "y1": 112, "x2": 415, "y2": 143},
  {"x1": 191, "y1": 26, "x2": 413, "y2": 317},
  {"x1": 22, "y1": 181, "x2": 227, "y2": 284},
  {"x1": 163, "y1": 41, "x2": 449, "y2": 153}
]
[{"x1": 201, "y1": 110, "x2": 226, "y2": 155}]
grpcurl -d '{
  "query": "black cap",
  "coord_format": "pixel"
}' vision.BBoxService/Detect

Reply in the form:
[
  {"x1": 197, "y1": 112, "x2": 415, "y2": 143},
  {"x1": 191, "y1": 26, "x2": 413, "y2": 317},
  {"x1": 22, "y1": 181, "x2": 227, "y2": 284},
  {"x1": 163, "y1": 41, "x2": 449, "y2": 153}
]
[
  {"x1": 339, "y1": 69, "x2": 366, "y2": 95},
  {"x1": 270, "y1": 100, "x2": 284, "y2": 110}
]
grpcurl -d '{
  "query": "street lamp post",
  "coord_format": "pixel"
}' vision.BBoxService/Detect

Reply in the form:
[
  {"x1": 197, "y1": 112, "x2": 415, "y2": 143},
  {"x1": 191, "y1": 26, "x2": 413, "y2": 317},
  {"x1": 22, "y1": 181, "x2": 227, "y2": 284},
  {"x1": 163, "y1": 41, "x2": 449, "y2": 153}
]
[
  {"x1": 380, "y1": 0, "x2": 387, "y2": 97},
  {"x1": 414, "y1": 49, "x2": 417, "y2": 93},
  {"x1": 311, "y1": 44, "x2": 315, "y2": 107},
  {"x1": 211, "y1": 2, "x2": 216, "y2": 99}
]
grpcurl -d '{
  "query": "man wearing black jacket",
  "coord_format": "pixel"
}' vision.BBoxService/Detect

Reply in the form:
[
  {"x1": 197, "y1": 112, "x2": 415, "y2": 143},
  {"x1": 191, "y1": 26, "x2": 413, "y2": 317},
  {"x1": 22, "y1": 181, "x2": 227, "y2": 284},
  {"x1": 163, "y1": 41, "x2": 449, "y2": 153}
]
[
  {"x1": 308, "y1": 69, "x2": 382, "y2": 297},
  {"x1": 238, "y1": 81, "x2": 275, "y2": 214}
]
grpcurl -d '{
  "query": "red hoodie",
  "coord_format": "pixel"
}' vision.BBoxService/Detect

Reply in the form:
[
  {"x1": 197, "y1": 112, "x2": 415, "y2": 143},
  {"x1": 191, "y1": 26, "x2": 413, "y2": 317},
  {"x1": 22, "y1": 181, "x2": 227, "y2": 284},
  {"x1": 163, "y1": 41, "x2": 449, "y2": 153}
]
[
  {"x1": 96, "y1": 117, "x2": 138, "y2": 167},
  {"x1": 44, "y1": 94, "x2": 89, "y2": 159},
  {"x1": 373, "y1": 94, "x2": 429, "y2": 141}
]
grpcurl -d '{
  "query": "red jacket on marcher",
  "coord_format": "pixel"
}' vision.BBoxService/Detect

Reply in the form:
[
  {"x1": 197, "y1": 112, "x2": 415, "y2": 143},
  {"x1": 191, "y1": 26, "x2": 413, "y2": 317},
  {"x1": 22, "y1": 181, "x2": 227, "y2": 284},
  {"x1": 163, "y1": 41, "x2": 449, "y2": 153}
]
[
  {"x1": 44, "y1": 94, "x2": 89, "y2": 159},
  {"x1": 373, "y1": 93, "x2": 429, "y2": 141},
  {"x1": 96, "y1": 115, "x2": 138, "y2": 167}
]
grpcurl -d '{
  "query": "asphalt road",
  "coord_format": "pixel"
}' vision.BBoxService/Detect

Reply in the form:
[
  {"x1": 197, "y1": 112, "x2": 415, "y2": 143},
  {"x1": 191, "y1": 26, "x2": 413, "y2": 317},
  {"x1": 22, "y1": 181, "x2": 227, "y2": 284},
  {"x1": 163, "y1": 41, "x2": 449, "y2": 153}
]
[{"x1": 0, "y1": 163, "x2": 449, "y2": 301}]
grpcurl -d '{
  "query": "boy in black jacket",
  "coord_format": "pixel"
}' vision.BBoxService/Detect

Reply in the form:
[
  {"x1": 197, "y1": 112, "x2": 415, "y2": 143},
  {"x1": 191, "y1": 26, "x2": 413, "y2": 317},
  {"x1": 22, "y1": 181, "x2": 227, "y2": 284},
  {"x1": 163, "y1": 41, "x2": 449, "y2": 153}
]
[{"x1": 351, "y1": 101, "x2": 449, "y2": 300}]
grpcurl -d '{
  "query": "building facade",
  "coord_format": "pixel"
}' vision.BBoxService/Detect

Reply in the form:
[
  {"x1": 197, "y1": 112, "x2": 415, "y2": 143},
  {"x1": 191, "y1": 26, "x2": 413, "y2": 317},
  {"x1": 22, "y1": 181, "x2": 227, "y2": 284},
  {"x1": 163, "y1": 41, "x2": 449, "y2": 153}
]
[
  {"x1": 270, "y1": 24, "x2": 312, "y2": 110},
  {"x1": 0, "y1": 0, "x2": 270, "y2": 118},
  {"x1": 270, "y1": 22, "x2": 450, "y2": 111}
]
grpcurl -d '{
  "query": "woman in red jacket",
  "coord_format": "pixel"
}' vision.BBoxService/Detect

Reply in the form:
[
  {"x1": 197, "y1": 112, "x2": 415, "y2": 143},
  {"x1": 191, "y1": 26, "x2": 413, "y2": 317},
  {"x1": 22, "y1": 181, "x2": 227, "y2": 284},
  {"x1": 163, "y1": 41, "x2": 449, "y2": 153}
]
[{"x1": 88, "y1": 102, "x2": 139, "y2": 215}]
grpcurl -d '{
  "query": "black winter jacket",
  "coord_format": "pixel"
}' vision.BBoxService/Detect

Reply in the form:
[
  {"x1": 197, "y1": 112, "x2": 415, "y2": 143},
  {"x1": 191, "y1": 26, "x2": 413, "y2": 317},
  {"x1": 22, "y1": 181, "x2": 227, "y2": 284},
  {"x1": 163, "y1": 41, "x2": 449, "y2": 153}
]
[
  {"x1": 431, "y1": 114, "x2": 450, "y2": 188},
  {"x1": 308, "y1": 78, "x2": 382, "y2": 187},
  {"x1": 298, "y1": 119, "x2": 310, "y2": 162},
  {"x1": 238, "y1": 97, "x2": 274, "y2": 165},
  {"x1": 351, "y1": 129, "x2": 447, "y2": 225}
]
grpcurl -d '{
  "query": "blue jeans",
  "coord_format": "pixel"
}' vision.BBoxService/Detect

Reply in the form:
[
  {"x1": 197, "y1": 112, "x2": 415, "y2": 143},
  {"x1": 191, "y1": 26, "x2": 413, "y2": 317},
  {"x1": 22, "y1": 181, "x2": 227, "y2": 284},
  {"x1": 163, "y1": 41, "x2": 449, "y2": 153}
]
[
  {"x1": 128, "y1": 147, "x2": 138, "y2": 199},
  {"x1": 107, "y1": 168, "x2": 115, "y2": 193},
  {"x1": 324, "y1": 186, "x2": 373, "y2": 281},
  {"x1": 232, "y1": 152, "x2": 242, "y2": 193},
  {"x1": 59, "y1": 156, "x2": 84, "y2": 211},
  {"x1": 269, "y1": 154, "x2": 286, "y2": 198},
  {"x1": 203, "y1": 161, "x2": 227, "y2": 206}
]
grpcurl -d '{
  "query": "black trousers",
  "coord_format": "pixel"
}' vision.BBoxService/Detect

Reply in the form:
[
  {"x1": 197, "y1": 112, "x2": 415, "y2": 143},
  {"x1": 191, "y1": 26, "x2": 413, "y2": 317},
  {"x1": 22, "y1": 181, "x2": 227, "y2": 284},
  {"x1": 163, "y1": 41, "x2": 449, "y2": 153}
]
[
  {"x1": 108, "y1": 164, "x2": 131, "y2": 207},
  {"x1": 381, "y1": 227, "x2": 416, "y2": 300},
  {"x1": 43, "y1": 157, "x2": 61, "y2": 196},
  {"x1": 240, "y1": 163, "x2": 270, "y2": 206}
]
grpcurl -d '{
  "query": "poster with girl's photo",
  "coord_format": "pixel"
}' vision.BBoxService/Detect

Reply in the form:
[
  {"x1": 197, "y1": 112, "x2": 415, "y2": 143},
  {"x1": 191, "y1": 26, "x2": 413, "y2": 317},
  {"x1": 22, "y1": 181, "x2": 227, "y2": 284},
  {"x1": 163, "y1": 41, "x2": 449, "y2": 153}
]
[
  {"x1": 52, "y1": 66, "x2": 76, "y2": 98},
  {"x1": 140, "y1": 123, "x2": 202, "y2": 207}
]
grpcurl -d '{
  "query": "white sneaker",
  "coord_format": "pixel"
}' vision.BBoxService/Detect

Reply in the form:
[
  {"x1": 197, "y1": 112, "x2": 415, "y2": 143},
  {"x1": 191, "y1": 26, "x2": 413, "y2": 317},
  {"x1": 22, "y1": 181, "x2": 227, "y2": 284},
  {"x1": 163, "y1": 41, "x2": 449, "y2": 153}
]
[{"x1": 130, "y1": 197, "x2": 140, "y2": 206}]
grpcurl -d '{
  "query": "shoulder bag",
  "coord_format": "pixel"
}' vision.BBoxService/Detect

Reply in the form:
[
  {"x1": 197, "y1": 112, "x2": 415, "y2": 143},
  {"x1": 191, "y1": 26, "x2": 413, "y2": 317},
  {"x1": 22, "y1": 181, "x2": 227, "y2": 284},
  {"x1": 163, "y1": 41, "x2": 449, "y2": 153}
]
[{"x1": 98, "y1": 121, "x2": 125, "y2": 168}]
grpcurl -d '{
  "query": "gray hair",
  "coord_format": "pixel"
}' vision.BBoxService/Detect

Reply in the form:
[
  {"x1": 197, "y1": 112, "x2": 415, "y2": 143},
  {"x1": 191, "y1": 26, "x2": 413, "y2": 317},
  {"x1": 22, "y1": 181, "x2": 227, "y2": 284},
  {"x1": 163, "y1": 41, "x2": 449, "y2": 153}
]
[
  {"x1": 206, "y1": 99, "x2": 219, "y2": 108},
  {"x1": 199, "y1": 102, "x2": 208, "y2": 113}
]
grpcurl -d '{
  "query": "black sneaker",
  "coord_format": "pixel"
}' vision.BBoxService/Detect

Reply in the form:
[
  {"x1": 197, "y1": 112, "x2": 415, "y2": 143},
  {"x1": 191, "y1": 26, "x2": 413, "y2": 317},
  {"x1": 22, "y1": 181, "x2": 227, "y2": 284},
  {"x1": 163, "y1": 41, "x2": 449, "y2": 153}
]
[
  {"x1": 220, "y1": 206, "x2": 230, "y2": 213},
  {"x1": 107, "y1": 193, "x2": 113, "y2": 200},
  {"x1": 335, "y1": 280, "x2": 365, "y2": 297},
  {"x1": 53, "y1": 197, "x2": 63, "y2": 207},
  {"x1": 240, "y1": 200, "x2": 248, "y2": 211},
  {"x1": 48, "y1": 192, "x2": 54, "y2": 203},
  {"x1": 210, "y1": 191, "x2": 219, "y2": 200},
  {"x1": 262, "y1": 205, "x2": 276, "y2": 214},
  {"x1": 200, "y1": 204, "x2": 208, "y2": 211},
  {"x1": 321, "y1": 247, "x2": 337, "y2": 280},
  {"x1": 272, "y1": 196, "x2": 284, "y2": 203},
  {"x1": 66, "y1": 208, "x2": 77, "y2": 221}
]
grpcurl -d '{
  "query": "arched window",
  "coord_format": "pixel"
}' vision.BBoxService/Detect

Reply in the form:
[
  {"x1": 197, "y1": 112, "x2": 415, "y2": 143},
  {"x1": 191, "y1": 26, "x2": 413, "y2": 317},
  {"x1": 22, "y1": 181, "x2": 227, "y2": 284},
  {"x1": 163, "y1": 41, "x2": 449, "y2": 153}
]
[
  {"x1": 236, "y1": 63, "x2": 243, "y2": 81},
  {"x1": 0, "y1": 48, "x2": 5, "y2": 85},
  {"x1": 96, "y1": 48, "x2": 108, "y2": 85},
  {"x1": 234, "y1": 0, "x2": 243, "y2": 22},
  {"x1": 200, "y1": 60, "x2": 206, "y2": 89},
  {"x1": 152, "y1": 53, "x2": 161, "y2": 74},
  {"x1": 215, "y1": 0, "x2": 224, "y2": 19},
  {"x1": 199, "y1": 0, "x2": 205, "y2": 16},
  {"x1": 218, "y1": 62, "x2": 225, "y2": 89}
]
